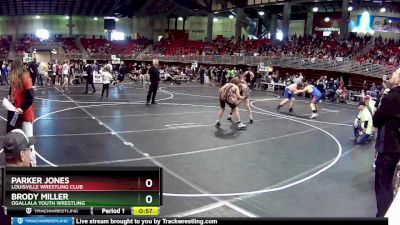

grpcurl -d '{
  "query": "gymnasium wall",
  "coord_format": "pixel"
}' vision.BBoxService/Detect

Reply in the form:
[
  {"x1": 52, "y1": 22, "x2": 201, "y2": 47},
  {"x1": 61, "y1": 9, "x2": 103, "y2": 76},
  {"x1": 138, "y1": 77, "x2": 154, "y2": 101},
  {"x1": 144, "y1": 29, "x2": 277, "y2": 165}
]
[
  {"x1": 0, "y1": 12, "x2": 398, "y2": 41},
  {"x1": 33, "y1": 51, "x2": 52, "y2": 63},
  {"x1": 0, "y1": 15, "x2": 134, "y2": 38},
  {"x1": 133, "y1": 15, "x2": 238, "y2": 41},
  {"x1": 289, "y1": 20, "x2": 305, "y2": 37}
]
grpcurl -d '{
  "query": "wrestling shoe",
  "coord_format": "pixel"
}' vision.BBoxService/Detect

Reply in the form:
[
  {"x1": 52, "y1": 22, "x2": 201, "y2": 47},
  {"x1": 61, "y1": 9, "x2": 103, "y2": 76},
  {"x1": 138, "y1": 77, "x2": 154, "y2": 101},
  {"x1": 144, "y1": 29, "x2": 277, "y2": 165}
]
[
  {"x1": 215, "y1": 122, "x2": 221, "y2": 128},
  {"x1": 289, "y1": 108, "x2": 293, "y2": 113},
  {"x1": 237, "y1": 123, "x2": 246, "y2": 130},
  {"x1": 310, "y1": 113, "x2": 318, "y2": 119}
]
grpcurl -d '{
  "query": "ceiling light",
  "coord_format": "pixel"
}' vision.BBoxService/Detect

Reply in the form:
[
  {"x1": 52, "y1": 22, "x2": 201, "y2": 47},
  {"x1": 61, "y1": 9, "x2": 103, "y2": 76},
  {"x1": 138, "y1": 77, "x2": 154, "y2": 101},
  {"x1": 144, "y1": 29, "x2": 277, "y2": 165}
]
[
  {"x1": 178, "y1": 17, "x2": 183, "y2": 21},
  {"x1": 348, "y1": 6, "x2": 353, "y2": 11},
  {"x1": 213, "y1": 18, "x2": 218, "y2": 22},
  {"x1": 94, "y1": 17, "x2": 98, "y2": 21},
  {"x1": 229, "y1": 15, "x2": 234, "y2": 19},
  {"x1": 36, "y1": 15, "x2": 40, "y2": 19},
  {"x1": 65, "y1": 15, "x2": 69, "y2": 19},
  {"x1": 258, "y1": 11, "x2": 265, "y2": 16},
  {"x1": 324, "y1": 17, "x2": 330, "y2": 22},
  {"x1": 312, "y1": 7, "x2": 318, "y2": 12},
  {"x1": 115, "y1": 18, "x2": 119, "y2": 22},
  {"x1": 380, "y1": 7, "x2": 386, "y2": 13},
  {"x1": 388, "y1": 20, "x2": 392, "y2": 24}
]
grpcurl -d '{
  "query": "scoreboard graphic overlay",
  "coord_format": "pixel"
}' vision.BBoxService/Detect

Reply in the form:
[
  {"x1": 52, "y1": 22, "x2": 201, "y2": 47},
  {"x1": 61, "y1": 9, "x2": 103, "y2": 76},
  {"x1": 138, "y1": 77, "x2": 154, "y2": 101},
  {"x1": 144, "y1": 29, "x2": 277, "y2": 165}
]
[{"x1": 2, "y1": 167, "x2": 162, "y2": 216}]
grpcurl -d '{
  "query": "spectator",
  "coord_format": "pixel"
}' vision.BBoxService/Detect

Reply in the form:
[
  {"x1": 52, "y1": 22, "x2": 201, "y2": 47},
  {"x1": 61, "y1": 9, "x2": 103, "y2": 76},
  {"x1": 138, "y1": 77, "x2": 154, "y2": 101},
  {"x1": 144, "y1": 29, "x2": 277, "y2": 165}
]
[
  {"x1": 100, "y1": 65, "x2": 113, "y2": 99},
  {"x1": 61, "y1": 61, "x2": 70, "y2": 93},
  {"x1": 327, "y1": 78, "x2": 336, "y2": 101},
  {"x1": 362, "y1": 80, "x2": 369, "y2": 95},
  {"x1": 199, "y1": 65, "x2": 205, "y2": 84},
  {"x1": 373, "y1": 68, "x2": 400, "y2": 217},
  {"x1": 28, "y1": 58, "x2": 38, "y2": 88},
  {"x1": 118, "y1": 61, "x2": 127, "y2": 85},
  {"x1": 146, "y1": 59, "x2": 160, "y2": 105},
  {"x1": 3, "y1": 129, "x2": 34, "y2": 167},
  {"x1": 1, "y1": 63, "x2": 8, "y2": 85},
  {"x1": 352, "y1": 100, "x2": 373, "y2": 144}
]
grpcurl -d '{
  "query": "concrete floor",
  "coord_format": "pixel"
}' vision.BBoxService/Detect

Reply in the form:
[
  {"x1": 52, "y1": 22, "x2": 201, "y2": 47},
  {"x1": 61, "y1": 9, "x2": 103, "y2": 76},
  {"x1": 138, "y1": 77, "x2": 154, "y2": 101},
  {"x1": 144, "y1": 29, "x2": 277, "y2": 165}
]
[{"x1": 0, "y1": 83, "x2": 377, "y2": 217}]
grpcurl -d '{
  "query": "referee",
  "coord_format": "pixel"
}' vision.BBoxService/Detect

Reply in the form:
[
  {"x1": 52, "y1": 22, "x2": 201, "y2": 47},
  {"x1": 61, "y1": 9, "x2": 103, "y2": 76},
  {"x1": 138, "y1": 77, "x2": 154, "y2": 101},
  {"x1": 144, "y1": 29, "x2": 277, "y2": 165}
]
[
  {"x1": 146, "y1": 59, "x2": 160, "y2": 105},
  {"x1": 83, "y1": 60, "x2": 96, "y2": 94}
]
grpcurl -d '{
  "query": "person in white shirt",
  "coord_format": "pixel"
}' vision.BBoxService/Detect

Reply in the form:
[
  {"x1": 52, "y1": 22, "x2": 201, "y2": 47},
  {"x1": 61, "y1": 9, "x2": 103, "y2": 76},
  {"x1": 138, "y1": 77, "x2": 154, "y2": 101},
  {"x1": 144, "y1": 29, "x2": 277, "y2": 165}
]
[
  {"x1": 52, "y1": 62, "x2": 57, "y2": 85},
  {"x1": 61, "y1": 61, "x2": 70, "y2": 93},
  {"x1": 101, "y1": 66, "x2": 113, "y2": 99},
  {"x1": 104, "y1": 61, "x2": 113, "y2": 74},
  {"x1": 37, "y1": 61, "x2": 44, "y2": 86}
]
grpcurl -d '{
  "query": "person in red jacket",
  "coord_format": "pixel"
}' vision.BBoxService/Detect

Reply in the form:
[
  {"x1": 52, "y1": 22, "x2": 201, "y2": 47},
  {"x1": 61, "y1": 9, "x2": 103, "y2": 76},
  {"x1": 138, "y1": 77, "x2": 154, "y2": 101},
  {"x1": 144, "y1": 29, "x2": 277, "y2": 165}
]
[{"x1": 9, "y1": 58, "x2": 36, "y2": 166}]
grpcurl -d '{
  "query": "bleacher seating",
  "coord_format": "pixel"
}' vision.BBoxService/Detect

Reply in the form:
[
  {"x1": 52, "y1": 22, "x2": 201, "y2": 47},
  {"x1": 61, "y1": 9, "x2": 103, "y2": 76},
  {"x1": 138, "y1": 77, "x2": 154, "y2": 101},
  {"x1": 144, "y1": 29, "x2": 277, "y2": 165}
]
[
  {"x1": 80, "y1": 38, "x2": 150, "y2": 56},
  {"x1": 15, "y1": 36, "x2": 40, "y2": 54},
  {"x1": 357, "y1": 38, "x2": 400, "y2": 67},
  {"x1": 63, "y1": 38, "x2": 80, "y2": 54},
  {"x1": 0, "y1": 38, "x2": 10, "y2": 58},
  {"x1": 152, "y1": 34, "x2": 369, "y2": 60}
]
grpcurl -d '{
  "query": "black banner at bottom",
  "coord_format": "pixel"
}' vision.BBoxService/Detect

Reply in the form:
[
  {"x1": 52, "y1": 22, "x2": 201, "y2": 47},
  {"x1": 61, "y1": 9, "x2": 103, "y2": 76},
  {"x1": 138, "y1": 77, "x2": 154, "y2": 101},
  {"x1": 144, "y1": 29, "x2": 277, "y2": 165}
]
[
  {"x1": 78, "y1": 218, "x2": 386, "y2": 225},
  {"x1": 6, "y1": 217, "x2": 389, "y2": 225}
]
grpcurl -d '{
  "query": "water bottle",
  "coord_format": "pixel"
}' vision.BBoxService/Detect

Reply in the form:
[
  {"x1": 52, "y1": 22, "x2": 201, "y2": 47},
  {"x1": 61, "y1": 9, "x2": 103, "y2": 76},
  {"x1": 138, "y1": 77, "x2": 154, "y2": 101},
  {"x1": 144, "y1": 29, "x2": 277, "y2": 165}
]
[{"x1": 10, "y1": 112, "x2": 19, "y2": 126}]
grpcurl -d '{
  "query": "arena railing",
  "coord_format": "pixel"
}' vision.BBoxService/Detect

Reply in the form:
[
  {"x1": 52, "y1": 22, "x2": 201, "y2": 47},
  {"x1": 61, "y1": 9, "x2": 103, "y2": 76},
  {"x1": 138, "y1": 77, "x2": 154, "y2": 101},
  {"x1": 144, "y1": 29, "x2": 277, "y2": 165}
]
[
  {"x1": 66, "y1": 53, "x2": 138, "y2": 60},
  {"x1": 136, "y1": 54, "x2": 396, "y2": 78}
]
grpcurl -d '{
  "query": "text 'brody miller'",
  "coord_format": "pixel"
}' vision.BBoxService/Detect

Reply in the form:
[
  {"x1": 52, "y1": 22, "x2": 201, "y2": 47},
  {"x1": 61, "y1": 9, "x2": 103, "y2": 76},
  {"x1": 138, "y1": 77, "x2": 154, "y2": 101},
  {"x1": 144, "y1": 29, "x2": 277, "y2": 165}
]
[
  {"x1": 11, "y1": 193, "x2": 69, "y2": 200},
  {"x1": 11, "y1": 177, "x2": 70, "y2": 184}
]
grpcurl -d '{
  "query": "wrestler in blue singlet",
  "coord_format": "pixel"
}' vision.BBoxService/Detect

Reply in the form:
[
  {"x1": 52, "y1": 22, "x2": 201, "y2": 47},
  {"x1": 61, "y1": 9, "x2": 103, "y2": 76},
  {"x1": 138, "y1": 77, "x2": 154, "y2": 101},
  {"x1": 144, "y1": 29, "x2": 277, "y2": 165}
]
[{"x1": 311, "y1": 85, "x2": 322, "y2": 104}]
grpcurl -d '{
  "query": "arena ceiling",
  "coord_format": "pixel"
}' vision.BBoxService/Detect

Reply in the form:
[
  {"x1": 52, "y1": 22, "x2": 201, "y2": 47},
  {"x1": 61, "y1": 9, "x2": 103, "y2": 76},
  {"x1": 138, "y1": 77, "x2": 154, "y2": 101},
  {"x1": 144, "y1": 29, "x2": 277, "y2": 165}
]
[{"x1": 0, "y1": 0, "x2": 398, "y2": 17}]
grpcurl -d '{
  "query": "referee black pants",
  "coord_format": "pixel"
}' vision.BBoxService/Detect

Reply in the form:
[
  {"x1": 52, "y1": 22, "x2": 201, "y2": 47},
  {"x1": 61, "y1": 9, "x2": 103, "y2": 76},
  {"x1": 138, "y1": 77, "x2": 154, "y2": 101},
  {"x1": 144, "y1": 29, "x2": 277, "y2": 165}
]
[
  {"x1": 146, "y1": 83, "x2": 158, "y2": 103},
  {"x1": 85, "y1": 77, "x2": 96, "y2": 93},
  {"x1": 375, "y1": 152, "x2": 400, "y2": 217}
]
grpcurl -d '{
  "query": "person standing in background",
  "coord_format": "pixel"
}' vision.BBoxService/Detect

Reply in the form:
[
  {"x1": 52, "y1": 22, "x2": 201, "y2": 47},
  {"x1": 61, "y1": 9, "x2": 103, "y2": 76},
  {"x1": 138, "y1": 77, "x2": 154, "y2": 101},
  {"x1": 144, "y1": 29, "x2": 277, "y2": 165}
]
[
  {"x1": 199, "y1": 65, "x2": 205, "y2": 84},
  {"x1": 221, "y1": 68, "x2": 228, "y2": 86},
  {"x1": 83, "y1": 60, "x2": 96, "y2": 94},
  {"x1": 92, "y1": 60, "x2": 100, "y2": 74},
  {"x1": 56, "y1": 61, "x2": 62, "y2": 85},
  {"x1": 61, "y1": 60, "x2": 70, "y2": 93},
  {"x1": 1, "y1": 62, "x2": 9, "y2": 85},
  {"x1": 118, "y1": 61, "x2": 127, "y2": 86},
  {"x1": 373, "y1": 68, "x2": 400, "y2": 217},
  {"x1": 146, "y1": 59, "x2": 160, "y2": 105},
  {"x1": 28, "y1": 58, "x2": 38, "y2": 88},
  {"x1": 9, "y1": 58, "x2": 36, "y2": 167},
  {"x1": 227, "y1": 68, "x2": 235, "y2": 82},
  {"x1": 37, "y1": 61, "x2": 45, "y2": 87},
  {"x1": 52, "y1": 61, "x2": 57, "y2": 85},
  {"x1": 100, "y1": 66, "x2": 113, "y2": 99}
]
